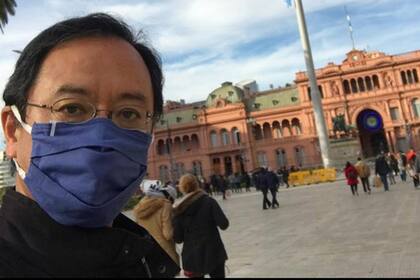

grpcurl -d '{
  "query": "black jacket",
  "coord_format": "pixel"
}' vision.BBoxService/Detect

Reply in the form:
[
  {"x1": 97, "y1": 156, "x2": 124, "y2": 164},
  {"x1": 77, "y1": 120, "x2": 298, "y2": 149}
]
[
  {"x1": 267, "y1": 171, "x2": 279, "y2": 190},
  {"x1": 375, "y1": 156, "x2": 390, "y2": 176},
  {"x1": 173, "y1": 192, "x2": 228, "y2": 274},
  {"x1": 0, "y1": 189, "x2": 180, "y2": 278}
]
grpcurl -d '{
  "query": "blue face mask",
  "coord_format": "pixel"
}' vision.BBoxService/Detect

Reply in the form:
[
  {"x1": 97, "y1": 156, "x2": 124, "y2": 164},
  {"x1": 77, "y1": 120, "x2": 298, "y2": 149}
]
[{"x1": 11, "y1": 106, "x2": 152, "y2": 228}]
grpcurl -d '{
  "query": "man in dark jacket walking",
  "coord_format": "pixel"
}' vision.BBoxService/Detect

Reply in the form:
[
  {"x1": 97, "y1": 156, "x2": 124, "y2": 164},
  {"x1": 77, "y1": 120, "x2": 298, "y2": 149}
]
[
  {"x1": 255, "y1": 168, "x2": 272, "y2": 210},
  {"x1": 375, "y1": 152, "x2": 391, "y2": 191},
  {"x1": 267, "y1": 168, "x2": 280, "y2": 208}
]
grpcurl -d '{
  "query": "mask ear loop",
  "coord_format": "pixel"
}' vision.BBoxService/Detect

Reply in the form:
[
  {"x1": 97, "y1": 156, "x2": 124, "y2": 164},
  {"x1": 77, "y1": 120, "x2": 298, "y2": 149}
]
[{"x1": 10, "y1": 105, "x2": 32, "y2": 134}]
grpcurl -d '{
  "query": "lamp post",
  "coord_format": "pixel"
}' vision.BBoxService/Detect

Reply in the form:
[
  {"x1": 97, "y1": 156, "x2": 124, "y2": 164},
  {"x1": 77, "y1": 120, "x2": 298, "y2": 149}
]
[
  {"x1": 163, "y1": 120, "x2": 176, "y2": 183},
  {"x1": 246, "y1": 117, "x2": 258, "y2": 171}
]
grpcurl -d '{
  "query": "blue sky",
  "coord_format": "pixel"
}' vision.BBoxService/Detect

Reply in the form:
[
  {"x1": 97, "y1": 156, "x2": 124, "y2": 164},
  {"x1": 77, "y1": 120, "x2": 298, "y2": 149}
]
[{"x1": 1, "y1": 0, "x2": 420, "y2": 148}]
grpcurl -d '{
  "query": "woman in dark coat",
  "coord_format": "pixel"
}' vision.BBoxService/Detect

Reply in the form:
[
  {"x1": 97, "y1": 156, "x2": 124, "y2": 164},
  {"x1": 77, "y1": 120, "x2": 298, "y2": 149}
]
[
  {"x1": 344, "y1": 162, "x2": 359, "y2": 196},
  {"x1": 173, "y1": 174, "x2": 229, "y2": 278}
]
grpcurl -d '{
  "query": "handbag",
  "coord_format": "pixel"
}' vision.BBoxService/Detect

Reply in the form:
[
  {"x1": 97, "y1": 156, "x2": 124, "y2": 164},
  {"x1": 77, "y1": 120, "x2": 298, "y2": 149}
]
[{"x1": 374, "y1": 175, "x2": 383, "y2": 188}]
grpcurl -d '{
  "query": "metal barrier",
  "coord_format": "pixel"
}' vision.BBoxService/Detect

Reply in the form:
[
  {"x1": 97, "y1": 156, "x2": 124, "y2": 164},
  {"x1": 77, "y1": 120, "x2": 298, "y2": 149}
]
[{"x1": 288, "y1": 168, "x2": 337, "y2": 186}]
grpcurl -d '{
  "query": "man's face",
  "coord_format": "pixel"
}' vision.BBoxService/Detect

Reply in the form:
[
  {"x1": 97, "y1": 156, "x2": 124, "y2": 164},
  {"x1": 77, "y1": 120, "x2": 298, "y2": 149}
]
[{"x1": 2, "y1": 36, "x2": 154, "y2": 196}]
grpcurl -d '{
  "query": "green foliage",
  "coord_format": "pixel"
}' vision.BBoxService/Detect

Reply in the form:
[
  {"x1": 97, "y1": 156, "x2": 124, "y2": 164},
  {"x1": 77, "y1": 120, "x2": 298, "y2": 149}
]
[{"x1": 0, "y1": 0, "x2": 17, "y2": 33}]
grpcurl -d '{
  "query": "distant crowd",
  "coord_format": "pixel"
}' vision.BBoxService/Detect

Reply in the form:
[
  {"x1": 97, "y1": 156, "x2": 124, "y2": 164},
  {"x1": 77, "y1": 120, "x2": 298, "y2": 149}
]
[{"x1": 344, "y1": 148, "x2": 420, "y2": 195}]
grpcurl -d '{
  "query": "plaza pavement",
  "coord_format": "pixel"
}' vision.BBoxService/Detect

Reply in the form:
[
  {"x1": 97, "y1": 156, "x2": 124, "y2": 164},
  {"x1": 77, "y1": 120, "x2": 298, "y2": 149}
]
[{"x1": 125, "y1": 179, "x2": 420, "y2": 278}]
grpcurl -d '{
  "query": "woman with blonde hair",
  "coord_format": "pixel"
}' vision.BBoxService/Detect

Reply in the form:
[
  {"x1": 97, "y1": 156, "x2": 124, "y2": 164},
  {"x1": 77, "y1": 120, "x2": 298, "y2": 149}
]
[
  {"x1": 173, "y1": 174, "x2": 229, "y2": 278},
  {"x1": 133, "y1": 184, "x2": 179, "y2": 266}
]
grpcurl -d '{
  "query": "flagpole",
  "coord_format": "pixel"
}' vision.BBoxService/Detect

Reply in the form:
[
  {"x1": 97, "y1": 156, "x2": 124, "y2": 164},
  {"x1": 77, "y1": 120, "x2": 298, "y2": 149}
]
[{"x1": 293, "y1": 0, "x2": 332, "y2": 168}]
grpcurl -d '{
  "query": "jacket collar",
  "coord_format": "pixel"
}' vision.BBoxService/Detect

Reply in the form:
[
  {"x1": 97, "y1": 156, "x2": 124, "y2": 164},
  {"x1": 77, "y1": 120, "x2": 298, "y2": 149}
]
[
  {"x1": 173, "y1": 190, "x2": 206, "y2": 217},
  {"x1": 0, "y1": 189, "x2": 152, "y2": 277}
]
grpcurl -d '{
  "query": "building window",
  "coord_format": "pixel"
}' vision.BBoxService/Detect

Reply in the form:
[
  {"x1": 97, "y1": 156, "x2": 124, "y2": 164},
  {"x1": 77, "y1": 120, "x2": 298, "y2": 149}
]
[
  {"x1": 295, "y1": 147, "x2": 305, "y2": 167},
  {"x1": 257, "y1": 152, "x2": 268, "y2": 168},
  {"x1": 232, "y1": 127, "x2": 241, "y2": 144},
  {"x1": 221, "y1": 129, "x2": 230, "y2": 145},
  {"x1": 357, "y1": 77, "x2": 365, "y2": 92},
  {"x1": 176, "y1": 117, "x2": 182, "y2": 123},
  {"x1": 210, "y1": 130, "x2": 218, "y2": 147},
  {"x1": 365, "y1": 76, "x2": 373, "y2": 91},
  {"x1": 343, "y1": 80, "x2": 351, "y2": 94},
  {"x1": 291, "y1": 118, "x2": 302, "y2": 135},
  {"x1": 413, "y1": 69, "x2": 419, "y2": 83},
  {"x1": 372, "y1": 75, "x2": 380, "y2": 89},
  {"x1": 272, "y1": 121, "x2": 282, "y2": 138},
  {"x1": 350, "y1": 79, "x2": 358, "y2": 93},
  {"x1": 413, "y1": 98, "x2": 420, "y2": 118},
  {"x1": 407, "y1": 70, "x2": 414, "y2": 84},
  {"x1": 192, "y1": 161, "x2": 203, "y2": 176},
  {"x1": 159, "y1": 165, "x2": 170, "y2": 183},
  {"x1": 174, "y1": 162, "x2": 185, "y2": 180},
  {"x1": 276, "y1": 149, "x2": 287, "y2": 168},
  {"x1": 401, "y1": 71, "x2": 407, "y2": 85},
  {"x1": 390, "y1": 107, "x2": 400, "y2": 121}
]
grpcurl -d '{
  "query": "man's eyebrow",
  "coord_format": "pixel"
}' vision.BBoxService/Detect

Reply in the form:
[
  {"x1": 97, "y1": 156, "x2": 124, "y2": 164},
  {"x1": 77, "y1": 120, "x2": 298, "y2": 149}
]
[
  {"x1": 54, "y1": 84, "x2": 90, "y2": 97},
  {"x1": 118, "y1": 92, "x2": 146, "y2": 102}
]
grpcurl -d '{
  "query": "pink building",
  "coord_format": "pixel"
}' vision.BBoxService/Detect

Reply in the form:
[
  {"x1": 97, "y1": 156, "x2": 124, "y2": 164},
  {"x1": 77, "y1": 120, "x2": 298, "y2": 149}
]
[{"x1": 148, "y1": 49, "x2": 420, "y2": 182}]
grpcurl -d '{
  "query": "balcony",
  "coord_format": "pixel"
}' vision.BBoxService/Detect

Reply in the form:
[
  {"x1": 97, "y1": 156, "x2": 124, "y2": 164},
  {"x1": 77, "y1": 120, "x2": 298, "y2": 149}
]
[{"x1": 207, "y1": 142, "x2": 247, "y2": 155}]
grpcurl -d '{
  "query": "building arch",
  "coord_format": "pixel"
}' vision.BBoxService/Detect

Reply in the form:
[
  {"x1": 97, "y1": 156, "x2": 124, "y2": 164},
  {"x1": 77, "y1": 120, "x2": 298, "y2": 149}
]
[
  {"x1": 182, "y1": 135, "x2": 190, "y2": 151},
  {"x1": 210, "y1": 130, "x2": 218, "y2": 147},
  {"x1": 407, "y1": 70, "x2": 414, "y2": 84},
  {"x1": 221, "y1": 129, "x2": 230, "y2": 145},
  {"x1": 401, "y1": 71, "x2": 407, "y2": 85},
  {"x1": 365, "y1": 76, "x2": 373, "y2": 91},
  {"x1": 372, "y1": 75, "x2": 380, "y2": 89},
  {"x1": 191, "y1": 134, "x2": 200, "y2": 150},
  {"x1": 231, "y1": 127, "x2": 241, "y2": 144},
  {"x1": 173, "y1": 136, "x2": 182, "y2": 153},
  {"x1": 281, "y1": 120, "x2": 291, "y2": 137},
  {"x1": 291, "y1": 118, "x2": 302, "y2": 135},
  {"x1": 343, "y1": 80, "x2": 351, "y2": 94},
  {"x1": 157, "y1": 139, "x2": 166, "y2": 155},
  {"x1": 263, "y1": 122, "x2": 272, "y2": 139},
  {"x1": 350, "y1": 79, "x2": 358, "y2": 93},
  {"x1": 413, "y1": 69, "x2": 419, "y2": 83},
  {"x1": 357, "y1": 77, "x2": 365, "y2": 92},
  {"x1": 272, "y1": 121, "x2": 282, "y2": 138},
  {"x1": 254, "y1": 124, "x2": 263, "y2": 140}
]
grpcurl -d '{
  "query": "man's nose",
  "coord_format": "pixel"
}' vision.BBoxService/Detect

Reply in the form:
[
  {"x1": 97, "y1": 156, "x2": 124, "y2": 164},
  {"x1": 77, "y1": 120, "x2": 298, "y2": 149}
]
[{"x1": 95, "y1": 109, "x2": 112, "y2": 119}]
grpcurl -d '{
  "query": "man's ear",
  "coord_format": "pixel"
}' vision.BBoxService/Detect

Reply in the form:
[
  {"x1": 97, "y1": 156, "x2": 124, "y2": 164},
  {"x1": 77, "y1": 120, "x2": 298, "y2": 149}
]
[{"x1": 1, "y1": 106, "x2": 19, "y2": 159}]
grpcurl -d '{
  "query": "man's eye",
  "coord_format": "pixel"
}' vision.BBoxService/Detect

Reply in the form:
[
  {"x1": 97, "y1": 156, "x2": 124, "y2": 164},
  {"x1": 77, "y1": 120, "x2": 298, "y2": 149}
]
[
  {"x1": 58, "y1": 104, "x2": 86, "y2": 115},
  {"x1": 119, "y1": 109, "x2": 141, "y2": 120}
]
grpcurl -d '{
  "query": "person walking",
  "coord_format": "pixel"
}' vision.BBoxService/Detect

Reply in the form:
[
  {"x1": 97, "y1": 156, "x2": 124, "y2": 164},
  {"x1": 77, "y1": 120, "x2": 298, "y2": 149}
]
[
  {"x1": 344, "y1": 162, "x2": 359, "y2": 196},
  {"x1": 387, "y1": 153, "x2": 398, "y2": 185},
  {"x1": 375, "y1": 152, "x2": 391, "y2": 192},
  {"x1": 173, "y1": 174, "x2": 229, "y2": 278},
  {"x1": 355, "y1": 158, "x2": 371, "y2": 194},
  {"x1": 398, "y1": 151, "x2": 408, "y2": 182},
  {"x1": 255, "y1": 168, "x2": 271, "y2": 210},
  {"x1": 133, "y1": 185, "x2": 180, "y2": 267},
  {"x1": 267, "y1": 168, "x2": 280, "y2": 208}
]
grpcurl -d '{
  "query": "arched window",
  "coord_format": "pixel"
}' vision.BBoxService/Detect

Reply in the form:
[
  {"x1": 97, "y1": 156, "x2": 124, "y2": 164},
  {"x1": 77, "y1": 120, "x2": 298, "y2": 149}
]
[
  {"x1": 357, "y1": 77, "x2": 365, "y2": 92},
  {"x1": 276, "y1": 149, "x2": 287, "y2": 168},
  {"x1": 173, "y1": 137, "x2": 182, "y2": 153},
  {"x1": 191, "y1": 134, "x2": 200, "y2": 150},
  {"x1": 159, "y1": 165, "x2": 170, "y2": 183},
  {"x1": 295, "y1": 146, "x2": 305, "y2": 167},
  {"x1": 350, "y1": 79, "x2": 358, "y2": 93},
  {"x1": 318, "y1": 85, "x2": 324, "y2": 99},
  {"x1": 263, "y1": 122, "x2": 272, "y2": 139},
  {"x1": 254, "y1": 124, "x2": 263, "y2": 140},
  {"x1": 221, "y1": 129, "x2": 230, "y2": 145},
  {"x1": 412, "y1": 98, "x2": 420, "y2": 118},
  {"x1": 291, "y1": 118, "x2": 302, "y2": 135},
  {"x1": 401, "y1": 71, "x2": 407, "y2": 85},
  {"x1": 343, "y1": 80, "x2": 351, "y2": 94},
  {"x1": 272, "y1": 121, "x2": 282, "y2": 139},
  {"x1": 157, "y1": 139, "x2": 166, "y2": 155},
  {"x1": 413, "y1": 69, "x2": 419, "y2": 83},
  {"x1": 231, "y1": 127, "x2": 241, "y2": 144},
  {"x1": 407, "y1": 70, "x2": 414, "y2": 84},
  {"x1": 165, "y1": 139, "x2": 173, "y2": 154},
  {"x1": 182, "y1": 135, "x2": 190, "y2": 151},
  {"x1": 281, "y1": 120, "x2": 291, "y2": 137},
  {"x1": 210, "y1": 130, "x2": 218, "y2": 147},
  {"x1": 192, "y1": 161, "x2": 203, "y2": 176},
  {"x1": 257, "y1": 151, "x2": 268, "y2": 168},
  {"x1": 365, "y1": 76, "x2": 373, "y2": 91},
  {"x1": 372, "y1": 75, "x2": 380, "y2": 89}
]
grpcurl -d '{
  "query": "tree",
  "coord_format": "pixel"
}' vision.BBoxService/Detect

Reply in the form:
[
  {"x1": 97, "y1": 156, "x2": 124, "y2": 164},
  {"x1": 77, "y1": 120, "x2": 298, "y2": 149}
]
[{"x1": 0, "y1": 0, "x2": 17, "y2": 33}]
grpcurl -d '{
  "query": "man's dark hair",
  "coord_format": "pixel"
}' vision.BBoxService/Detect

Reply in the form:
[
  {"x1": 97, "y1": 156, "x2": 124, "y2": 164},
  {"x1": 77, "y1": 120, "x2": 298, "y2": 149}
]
[
  {"x1": 3, "y1": 13, "x2": 163, "y2": 121},
  {"x1": 357, "y1": 157, "x2": 361, "y2": 161}
]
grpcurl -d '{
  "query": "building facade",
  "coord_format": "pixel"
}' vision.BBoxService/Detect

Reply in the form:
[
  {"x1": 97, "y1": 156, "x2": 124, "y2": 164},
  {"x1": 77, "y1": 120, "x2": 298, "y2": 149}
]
[{"x1": 148, "y1": 49, "x2": 420, "y2": 182}]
